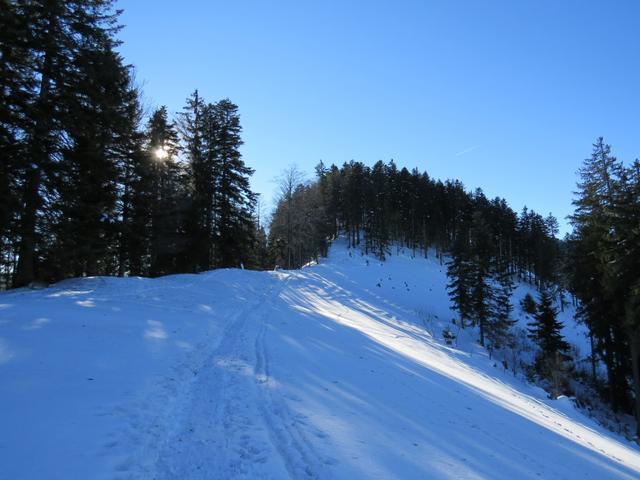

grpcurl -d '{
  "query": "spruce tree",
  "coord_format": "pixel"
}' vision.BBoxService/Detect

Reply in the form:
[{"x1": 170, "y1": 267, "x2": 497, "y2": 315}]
[
  {"x1": 446, "y1": 233, "x2": 473, "y2": 328},
  {"x1": 116, "y1": 86, "x2": 145, "y2": 277},
  {"x1": 210, "y1": 99, "x2": 256, "y2": 268},
  {"x1": 469, "y1": 211, "x2": 494, "y2": 346},
  {"x1": 49, "y1": 37, "x2": 137, "y2": 278},
  {"x1": 144, "y1": 107, "x2": 182, "y2": 276},
  {"x1": 488, "y1": 255, "x2": 515, "y2": 350},
  {"x1": 602, "y1": 159, "x2": 640, "y2": 433},
  {"x1": 569, "y1": 138, "x2": 631, "y2": 413},
  {"x1": 178, "y1": 90, "x2": 210, "y2": 271},
  {"x1": 521, "y1": 293, "x2": 537, "y2": 316},
  {"x1": 527, "y1": 288, "x2": 569, "y2": 357},
  {"x1": 527, "y1": 287, "x2": 570, "y2": 396}
]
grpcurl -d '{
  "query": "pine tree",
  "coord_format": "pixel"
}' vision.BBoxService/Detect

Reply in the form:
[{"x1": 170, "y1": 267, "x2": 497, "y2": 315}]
[
  {"x1": 469, "y1": 211, "x2": 494, "y2": 346},
  {"x1": 446, "y1": 233, "x2": 473, "y2": 328},
  {"x1": 178, "y1": 94, "x2": 256, "y2": 270},
  {"x1": 144, "y1": 107, "x2": 182, "y2": 276},
  {"x1": 527, "y1": 288, "x2": 569, "y2": 357},
  {"x1": 178, "y1": 89, "x2": 210, "y2": 271},
  {"x1": 527, "y1": 287, "x2": 570, "y2": 397},
  {"x1": 116, "y1": 86, "x2": 145, "y2": 277},
  {"x1": 569, "y1": 138, "x2": 631, "y2": 413},
  {"x1": 603, "y1": 159, "x2": 640, "y2": 433},
  {"x1": 488, "y1": 255, "x2": 515, "y2": 350},
  {"x1": 521, "y1": 293, "x2": 537, "y2": 316},
  {"x1": 211, "y1": 99, "x2": 256, "y2": 268},
  {"x1": 52, "y1": 33, "x2": 144, "y2": 277},
  {"x1": 368, "y1": 160, "x2": 390, "y2": 259}
]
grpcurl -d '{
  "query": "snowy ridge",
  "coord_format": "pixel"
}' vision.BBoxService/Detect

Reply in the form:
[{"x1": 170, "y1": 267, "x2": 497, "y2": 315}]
[{"x1": 1, "y1": 241, "x2": 639, "y2": 479}]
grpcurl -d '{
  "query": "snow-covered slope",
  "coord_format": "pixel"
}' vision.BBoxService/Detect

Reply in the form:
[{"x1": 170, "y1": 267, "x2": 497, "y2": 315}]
[{"x1": 1, "y1": 240, "x2": 639, "y2": 479}]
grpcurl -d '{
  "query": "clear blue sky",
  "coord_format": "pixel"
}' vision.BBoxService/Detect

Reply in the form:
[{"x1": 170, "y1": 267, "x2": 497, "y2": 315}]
[{"x1": 117, "y1": 0, "x2": 640, "y2": 235}]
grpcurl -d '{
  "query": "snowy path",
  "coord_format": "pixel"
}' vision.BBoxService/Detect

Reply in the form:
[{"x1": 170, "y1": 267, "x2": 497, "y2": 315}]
[
  {"x1": 136, "y1": 274, "x2": 329, "y2": 480},
  {"x1": 149, "y1": 278, "x2": 285, "y2": 479},
  {"x1": 2, "y1": 244, "x2": 640, "y2": 479}
]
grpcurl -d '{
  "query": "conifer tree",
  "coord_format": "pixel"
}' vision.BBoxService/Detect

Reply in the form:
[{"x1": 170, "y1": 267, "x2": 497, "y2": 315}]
[
  {"x1": 116, "y1": 87, "x2": 145, "y2": 277},
  {"x1": 469, "y1": 211, "x2": 494, "y2": 346},
  {"x1": 446, "y1": 233, "x2": 473, "y2": 328},
  {"x1": 141, "y1": 107, "x2": 183, "y2": 276},
  {"x1": 488, "y1": 255, "x2": 515, "y2": 350},
  {"x1": 44, "y1": 12, "x2": 137, "y2": 279},
  {"x1": 178, "y1": 90, "x2": 210, "y2": 271},
  {"x1": 569, "y1": 138, "x2": 631, "y2": 413},
  {"x1": 601, "y1": 159, "x2": 640, "y2": 432},
  {"x1": 521, "y1": 293, "x2": 537, "y2": 317},
  {"x1": 527, "y1": 288, "x2": 569, "y2": 357},
  {"x1": 527, "y1": 287, "x2": 570, "y2": 396},
  {"x1": 211, "y1": 99, "x2": 256, "y2": 268}
]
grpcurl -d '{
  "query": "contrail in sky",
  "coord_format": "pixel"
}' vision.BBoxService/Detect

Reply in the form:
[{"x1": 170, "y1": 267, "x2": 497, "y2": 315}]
[{"x1": 455, "y1": 145, "x2": 480, "y2": 156}]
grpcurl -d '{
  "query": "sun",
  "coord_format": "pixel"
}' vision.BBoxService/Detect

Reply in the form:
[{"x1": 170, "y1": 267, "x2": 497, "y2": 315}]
[{"x1": 154, "y1": 145, "x2": 169, "y2": 160}]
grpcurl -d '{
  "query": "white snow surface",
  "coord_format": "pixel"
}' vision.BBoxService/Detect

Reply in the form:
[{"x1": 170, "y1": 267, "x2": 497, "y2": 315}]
[{"x1": 1, "y1": 239, "x2": 639, "y2": 479}]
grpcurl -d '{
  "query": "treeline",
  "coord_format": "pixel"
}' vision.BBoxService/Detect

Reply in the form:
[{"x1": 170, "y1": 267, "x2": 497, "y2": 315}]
[
  {"x1": 269, "y1": 160, "x2": 560, "y2": 284},
  {"x1": 0, "y1": 0, "x2": 264, "y2": 288}
]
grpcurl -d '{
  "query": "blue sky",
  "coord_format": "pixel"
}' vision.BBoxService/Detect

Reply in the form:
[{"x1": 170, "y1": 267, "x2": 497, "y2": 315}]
[{"x1": 117, "y1": 0, "x2": 640, "y2": 234}]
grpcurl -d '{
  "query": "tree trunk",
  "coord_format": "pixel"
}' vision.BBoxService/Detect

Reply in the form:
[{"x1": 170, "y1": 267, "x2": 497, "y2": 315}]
[
  {"x1": 13, "y1": 168, "x2": 39, "y2": 287},
  {"x1": 626, "y1": 322, "x2": 640, "y2": 440},
  {"x1": 589, "y1": 329, "x2": 597, "y2": 385},
  {"x1": 625, "y1": 298, "x2": 640, "y2": 442}
]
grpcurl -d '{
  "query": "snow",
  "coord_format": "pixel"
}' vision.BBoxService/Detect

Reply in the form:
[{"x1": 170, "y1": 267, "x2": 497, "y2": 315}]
[{"x1": 1, "y1": 240, "x2": 639, "y2": 479}]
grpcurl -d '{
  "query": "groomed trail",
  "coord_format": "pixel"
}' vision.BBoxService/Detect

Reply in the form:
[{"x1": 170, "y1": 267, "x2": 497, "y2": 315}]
[{"x1": 1, "y1": 240, "x2": 640, "y2": 479}]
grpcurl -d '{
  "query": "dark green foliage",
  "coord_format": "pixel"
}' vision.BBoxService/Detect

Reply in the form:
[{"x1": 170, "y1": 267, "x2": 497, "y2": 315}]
[
  {"x1": 527, "y1": 288, "x2": 569, "y2": 358},
  {"x1": 179, "y1": 94, "x2": 257, "y2": 270},
  {"x1": 521, "y1": 293, "x2": 537, "y2": 316},
  {"x1": 0, "y1": 0, "x2": 126, "y2": 286},
  {"x1": 488, "y1": 254, "x2": 516, "y2": 350},
  {"x1": 525, "y1": 287, "x2": 571, "y2": 397},
  {"x1": 49, "y1": 46, "x2": 134, "y2": 278},
  {"x1": 126, "y1": 106, "x2": 186, "y2": 277},
  {"x1": 447, "y1": 211, "x2": 516, "y2": 351},
  {"x1": 446, "y1": 233, "x2": 473, "y2": 327},
  {"x1": 269, "y1": 158, "x2": 559, "y2": 285},
  {"x1": 468, "y1": 210, "x2": 494, "y2": 347},
  {"x1": 211, "y1": 99, "x2": 256, "y2": 268},
  {"x1": 568, "y1": 137, "x2": 640, "y2": 430}
]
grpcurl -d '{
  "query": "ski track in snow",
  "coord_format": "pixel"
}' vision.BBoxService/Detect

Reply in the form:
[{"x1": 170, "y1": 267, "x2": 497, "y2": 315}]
[
  {"x1": 254, "y1": 274, "x2": 331, "y2": 480},
  {"x1": 149, "y1": 283, "x2": 274, "y2": 479},
  {"x1": 115, "y1": 273, "x2": 329, "y2": 480}
]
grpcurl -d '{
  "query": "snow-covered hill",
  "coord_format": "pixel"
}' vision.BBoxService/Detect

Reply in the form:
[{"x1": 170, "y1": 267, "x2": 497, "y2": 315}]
[{"x1": 1, "y1": 240, "x2": 639, "y2": 479}]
